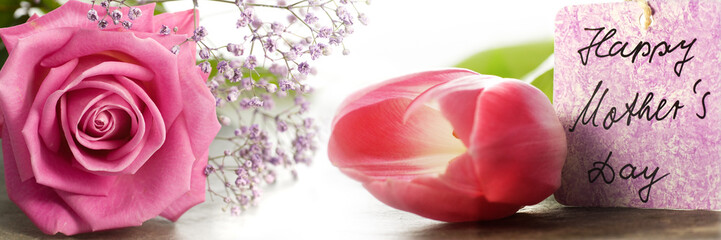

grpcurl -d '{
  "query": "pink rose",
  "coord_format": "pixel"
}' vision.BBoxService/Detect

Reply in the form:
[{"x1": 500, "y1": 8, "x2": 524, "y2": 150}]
[
  {"x1": 0, "y1": 1, "x2": 220, "y2": 235},
  {"x1": 329, "y1": 69, "x2": 566, "y2": 221}
]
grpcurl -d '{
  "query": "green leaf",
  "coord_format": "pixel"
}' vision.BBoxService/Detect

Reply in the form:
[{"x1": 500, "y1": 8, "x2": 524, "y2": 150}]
[
  {"x1": 530, "y1": 69, "x2": 554, "y2": 103},
  {"x1": 34, "y1": 0, "x2": 61, "y2": 14},
  {"x1": 454, "y1": 40, "x2": 554, "y2": 79},
  {"x1": 0, "y1": 42, "x2": 7, "y2": 68},
  {"x1": 0, "y1": 0, "x2": 22, "y2": 28}
]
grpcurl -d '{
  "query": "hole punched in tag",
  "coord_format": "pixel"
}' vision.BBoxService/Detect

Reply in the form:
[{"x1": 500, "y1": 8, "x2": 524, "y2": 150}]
[{"x1": 626, "y1": 0, "x2": 654, "y2": 30}]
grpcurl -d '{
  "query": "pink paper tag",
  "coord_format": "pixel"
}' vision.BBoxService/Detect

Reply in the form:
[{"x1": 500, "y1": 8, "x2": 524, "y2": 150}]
[{"x1": 554, "y1": 0, "x2": 721, "y2": 209}]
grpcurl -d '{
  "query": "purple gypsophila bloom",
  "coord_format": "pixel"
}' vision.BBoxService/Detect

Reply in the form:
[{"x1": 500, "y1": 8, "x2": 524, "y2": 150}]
[
  {"x1": 199, "y1": 61, "x2": 211, "y2": 73},
  {"x1": 244, "y1": 56, "x2": 257, "y2": 69},
  {"x1": 318, "y1": 27, "x2": 332, "y2": 38},
  {"x1": 308, "y1": 44, "x2": 322, "y2": 60},
  {"x1": 159, "y1": 24, "x2": 171, "y2": 35},
  {"x1": 264, "y1": 38, "x2": 277, "y2": 52},
  {"x1": 217, "y1": 60, "x2": 229, "y2": 71},
  {"x1": 121, "y1": 21, "x2": 132, "y2": 29},
  {"x1": 227, "y1": 43, "x2": 243, "y2": 56},
  {"x1": 237, "y1": 8, "x2": 254, "y2": 28},
  {"x1": 128, "y1": 7, "x2": 142, "y2": 20},
  {"x1": 271, "y1": 22, "x2": 284, "y2": 34},
  {"x1": 304, "y1": 12, "x2": 319, "y2": 24},
  {"x1": 170, "y1": 45, "x2": 180, "y2": 54},
  {"x1": 329, "y1": 35, "x2": 343, "y2": 45},
  {"x1": 199, "y1": 48, "x2": 211, "y2": 59},
  {"x1": 192, "y1": 26, "x2": 208, "y2": 41},
  {"x1": 297, "y1": 62, "x2": 310, "y2": 75},
  {"x1": 276, "y1": 120, "x2": 288, "y2": 132},
  {"x1": 111, "y1": 9, "x2": 122, "y2": 24},
  {"x1": 98, "y1": 19, "x2": 108, "y2": 29},
  {"x1": 87, "y1": 9, "x2": 98, "y2": 22},
  {"x1": 227, "y1": 87, "x2": 240, "y2": 102},
  {"x1": 269, "y1": 63, "x2": 288, "y2": 76},
  {"x1": 336, "y1": 6, "x2": 353, "y2": 25},
  {"x1": 359, "y1": 13, "x2": 369, "y2": 25}
]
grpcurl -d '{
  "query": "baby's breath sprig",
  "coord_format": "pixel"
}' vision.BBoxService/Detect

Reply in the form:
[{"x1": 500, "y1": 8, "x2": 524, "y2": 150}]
[
  {"x1": 86, "y1": 0, "x2": 370, "y2": 215},
  {"x1": 87, "y1": 0, "x2": 142, "y2": 29}
]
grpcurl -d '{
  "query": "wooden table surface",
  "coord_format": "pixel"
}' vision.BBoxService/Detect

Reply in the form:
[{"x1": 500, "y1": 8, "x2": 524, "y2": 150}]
[{"x1": 1, "y1": 153, "x2": 720, "y2": 240}]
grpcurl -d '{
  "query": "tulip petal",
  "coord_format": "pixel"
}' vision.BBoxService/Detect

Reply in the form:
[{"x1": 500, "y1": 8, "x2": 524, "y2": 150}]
[
  {"x1": 332, "y1": 69, "x2": 478, "y2": 129},
  {"x1": 364, "y1": 178, "x2": 520, "y2": 222},
  {"x1": 329, "y1": 98, "x2": 465, "y2": 182},
  {"x1": 468, "y1": 80, "x2": 566, "y2": 205},
  {"x1": 405, "y1": 75, "x2": 503, "y2": 146},
  {"x1": 329, "y1": 69, "x2": 478, "y2": 183},
  {"x1": 330, "y1": 69, "x2": 567, "y2": 222},
  {"x1": 2, "y1": 129, "x2": 93, "y2": 235}
]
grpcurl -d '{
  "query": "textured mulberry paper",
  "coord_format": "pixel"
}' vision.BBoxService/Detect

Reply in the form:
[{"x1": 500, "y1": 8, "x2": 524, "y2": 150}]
[{"x1": 554, "y1": 0, "x2": 721, "y2": 209}]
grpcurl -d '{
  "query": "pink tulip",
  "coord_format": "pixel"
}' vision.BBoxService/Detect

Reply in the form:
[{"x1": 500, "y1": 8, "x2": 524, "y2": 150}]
[{"x1": 328, "y1": 69, "x2": 567, "y2": 221}]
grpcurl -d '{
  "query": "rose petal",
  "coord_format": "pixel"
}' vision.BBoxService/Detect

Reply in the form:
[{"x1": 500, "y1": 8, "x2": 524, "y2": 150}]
[
  {"x1": 57, "y1": 115, "x2": 195, "y2": 232},
  {"x1": 24, "y1": 111, "x2": 119, "y2": 196},
  {"x1": 36, "y1": 59, "x2": 79, "y2": 153},
  {"x1": 160, "y1": 20, "x2": 218, "y2": 220},
  {"x1": 72, "y1": 96, "x2": 135, "y2": 150},
  {"x1": 2, "y1": 129, "x2": 92, "y2": 235},
  {"x1": 37, "y1": 58, "x2": 150, "y2": 155},
  {"x1": 0, "y1": 1, "x2": 156, "y2": 53},
  {"x1": 40, "y1": 30, "x2": 183, "y2": 130},
  {"x1": 469, "y1": 80, "x2": 566, "y2": 205},
  {"x1": 172, "y1": 27, "x2": 221, "y2": 164},
  {"x1": 160, "y1": 148, "x2": 209, "y2": 221},
  {"x1": 110, "y1": 76, "x2": 166, "y2": 174},
  {"x1": 27, "y1": 14, "x2": 39, "y2": 22},
  {"x1": 78, "y1": 107, "x2": 134, "y2": 143},
  {"x1": 0, "y1": 28, "x2": 75, "y2": 181},
  {"x1": 59, "y1": 79, "x2": 164, "y2": 175}
]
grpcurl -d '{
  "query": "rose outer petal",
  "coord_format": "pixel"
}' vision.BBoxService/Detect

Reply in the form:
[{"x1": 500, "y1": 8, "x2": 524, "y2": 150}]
[
  {"x1": 2, "y1": 130, "x2": 92, "y2": 235},
  {"x1": 160, "y1": 147, "x2": 209, "y2": 221},
  {"x1": 158, "y1": 26, "x2": 220, "y2": 219},
  {"x1": 0, "y1": 28, "x2": 75, "y2": 181}
]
